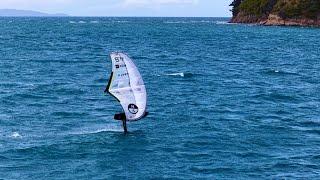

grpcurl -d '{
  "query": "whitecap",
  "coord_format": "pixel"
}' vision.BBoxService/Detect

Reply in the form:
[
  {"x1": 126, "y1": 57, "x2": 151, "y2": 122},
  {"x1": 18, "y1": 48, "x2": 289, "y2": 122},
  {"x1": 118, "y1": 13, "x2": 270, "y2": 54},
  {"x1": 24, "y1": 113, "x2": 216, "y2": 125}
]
[
  {"x1": 166, "y1": 73, "x2": 185, "y2": 77},
  {"x1": 69, "y1": 21, "x2": 76, "y2": 24},
  {"x1": 90, "y1": 21, "x2": 99, "y2": 23},
  {"x1": 11, "y1": 132, "x2": 22, "y2": 138},
  {"x1": 215, "y1": 21, "x2": 237, "y2": 25},
  {"x1": 70, "y1": 125, "x2": 123, "y2": 135},
  {"x1": 113, "y1": 21, "x2": 129, "y2": 23},
  {"x1": 164, "y1": 21, "x2": 188, "y2": 24},
  {"x1": 78, "y1": 21, "x2": 86, "y2": 24},
  {"x1": 191, "y1": 20, "x2": 213, "y2": 23},
  {"x1": 164, "y1": 21, "x2": 214, "y2": 24}
]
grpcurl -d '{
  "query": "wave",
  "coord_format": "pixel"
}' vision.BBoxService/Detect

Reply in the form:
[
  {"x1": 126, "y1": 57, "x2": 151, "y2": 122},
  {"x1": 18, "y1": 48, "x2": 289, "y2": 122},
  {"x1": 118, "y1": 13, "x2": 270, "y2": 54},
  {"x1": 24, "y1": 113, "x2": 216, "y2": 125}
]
[
  {"x1": 94, "y1": 77, "x2": 107, "y2": 83},
  {"x1": 69, "y1": 20, "x2": 129, "y2": 24},
  {"x1": 165, "y1": 72, "x2": 194, "y2": 78},
  {"x1": 51, "y1": 111, "x2": 89, "y2": 117},
  {"x1": 300, "y1": 119, "x2": 320, "y2": 126},
  {"x1": 69, "y1": 21, "x2": 88, "y2": 24},
  {"x1": 70, "y1": 125, "x2": 123, "y2": 135},
  {"x1": 215, "y1": 21, "x2": 237, "y2": 25},
  {"x1": 265, "y1": 69, "x2": 300, "y2": 76},
  {"x1": 164, "y1": 20, "x2": 214, "y2": 24},
  {"x1": 112, "y1": 20, "x2": 130, "y2": 23},
  {"x1": 10, "y1": 93, "x2": 57, "y2": 100},
  {"x1": 190, "y1": 166, "x2": 232, "y2": 174},
  {"x1": 166, "y1": 72, "x2": 185, "y2": 77},
  {"x1": 10, "y1": 132, "x2": 22, "y2": 139}
]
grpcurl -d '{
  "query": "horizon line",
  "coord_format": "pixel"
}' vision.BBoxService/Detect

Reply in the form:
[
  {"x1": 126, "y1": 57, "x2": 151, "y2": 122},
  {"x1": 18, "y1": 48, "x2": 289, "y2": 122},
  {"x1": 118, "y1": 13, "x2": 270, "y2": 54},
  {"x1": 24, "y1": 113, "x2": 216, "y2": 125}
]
[
  {"x1": 0, "y1": 16, "x2": 232, "y2": 18},
  {"x1": 0, "y1": 9, "x2": 232, "y2": 18}
]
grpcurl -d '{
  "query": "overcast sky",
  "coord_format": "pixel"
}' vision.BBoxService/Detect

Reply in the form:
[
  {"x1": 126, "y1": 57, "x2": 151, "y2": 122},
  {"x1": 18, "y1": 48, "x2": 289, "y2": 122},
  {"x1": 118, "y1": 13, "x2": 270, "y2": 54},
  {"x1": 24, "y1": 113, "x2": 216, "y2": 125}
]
[{"x1": 0, "y1": 0, "x2": 232, "y2": 17}]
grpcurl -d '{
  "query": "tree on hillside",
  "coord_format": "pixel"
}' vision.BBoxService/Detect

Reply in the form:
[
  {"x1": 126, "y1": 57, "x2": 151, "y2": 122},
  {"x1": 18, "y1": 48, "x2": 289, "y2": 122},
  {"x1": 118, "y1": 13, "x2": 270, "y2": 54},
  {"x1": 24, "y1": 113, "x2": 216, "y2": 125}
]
[{"x1": 230, "y1": 0, "x2": 244, "y2": 16}]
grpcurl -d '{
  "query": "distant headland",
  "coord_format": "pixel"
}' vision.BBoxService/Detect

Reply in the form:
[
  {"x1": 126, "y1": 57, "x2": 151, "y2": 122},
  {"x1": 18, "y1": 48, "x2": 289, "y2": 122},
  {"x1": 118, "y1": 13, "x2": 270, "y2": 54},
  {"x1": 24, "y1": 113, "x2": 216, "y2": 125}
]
[
  {"x1": 230, "y1": 0, "x2": 320, "y2": 27},
  {"x1": 0, "y1": 9, "x2": 68, "y2": 17}
]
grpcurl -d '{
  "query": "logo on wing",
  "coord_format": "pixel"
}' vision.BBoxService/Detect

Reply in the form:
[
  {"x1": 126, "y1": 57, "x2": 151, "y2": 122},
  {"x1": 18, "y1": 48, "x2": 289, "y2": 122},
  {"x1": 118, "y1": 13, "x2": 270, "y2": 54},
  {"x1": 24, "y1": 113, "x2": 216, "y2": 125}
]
[
  {"x1": 128, "y1": 104, "x2": 139, "y2": 114},
  {"x1": 115, "y1": 64, "x2": 126, "y2": 69}
]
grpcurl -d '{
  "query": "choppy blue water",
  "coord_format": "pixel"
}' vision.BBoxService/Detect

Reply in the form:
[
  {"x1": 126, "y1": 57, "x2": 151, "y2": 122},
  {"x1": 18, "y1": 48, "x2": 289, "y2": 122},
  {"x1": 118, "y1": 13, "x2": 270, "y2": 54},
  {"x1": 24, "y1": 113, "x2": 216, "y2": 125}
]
[{"x1": 0, "y1": 17, "x2": 320, "y2": 179}]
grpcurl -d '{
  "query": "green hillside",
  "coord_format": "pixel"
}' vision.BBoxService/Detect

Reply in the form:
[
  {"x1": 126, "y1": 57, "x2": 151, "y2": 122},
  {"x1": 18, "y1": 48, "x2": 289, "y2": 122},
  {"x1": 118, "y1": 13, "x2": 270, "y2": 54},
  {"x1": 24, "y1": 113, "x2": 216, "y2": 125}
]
[
  {"x1": 231, "y1": 0, "x2": 320, "y2": 20},
  {"x1": 273, "y1": 0, "x2": 320, "y2": 19}
]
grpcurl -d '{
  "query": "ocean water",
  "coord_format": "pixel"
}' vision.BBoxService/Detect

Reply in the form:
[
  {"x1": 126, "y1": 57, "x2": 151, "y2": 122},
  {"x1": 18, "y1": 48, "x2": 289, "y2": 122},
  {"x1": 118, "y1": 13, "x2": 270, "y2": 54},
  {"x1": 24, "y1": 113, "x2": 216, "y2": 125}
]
[{"x1": 0, "y1": 17, "x2": 320, "y2": 179}]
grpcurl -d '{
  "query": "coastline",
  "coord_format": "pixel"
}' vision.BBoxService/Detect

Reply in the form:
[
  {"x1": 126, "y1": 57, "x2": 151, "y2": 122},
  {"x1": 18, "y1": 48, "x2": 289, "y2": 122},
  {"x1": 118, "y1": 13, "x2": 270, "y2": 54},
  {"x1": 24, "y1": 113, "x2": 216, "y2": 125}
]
[{"x1": 231, "y1": 13, "x2": 320, "y2": 27}]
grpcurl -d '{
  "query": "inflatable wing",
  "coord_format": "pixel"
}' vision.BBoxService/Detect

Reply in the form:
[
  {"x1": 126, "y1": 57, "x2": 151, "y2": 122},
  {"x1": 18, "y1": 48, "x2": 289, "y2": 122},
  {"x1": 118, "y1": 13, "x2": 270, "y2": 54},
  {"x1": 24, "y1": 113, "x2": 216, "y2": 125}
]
[{"x1": 105, "y1": 52, "x2": 147, "y2": 121}]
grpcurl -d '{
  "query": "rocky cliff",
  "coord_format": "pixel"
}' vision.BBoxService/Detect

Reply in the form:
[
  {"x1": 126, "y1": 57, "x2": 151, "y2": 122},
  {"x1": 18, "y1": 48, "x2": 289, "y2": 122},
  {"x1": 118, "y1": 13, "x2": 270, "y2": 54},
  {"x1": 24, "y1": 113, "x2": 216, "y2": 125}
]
[{"x1": 230, "y1": 0, "x2": 320, "y2": 26}]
